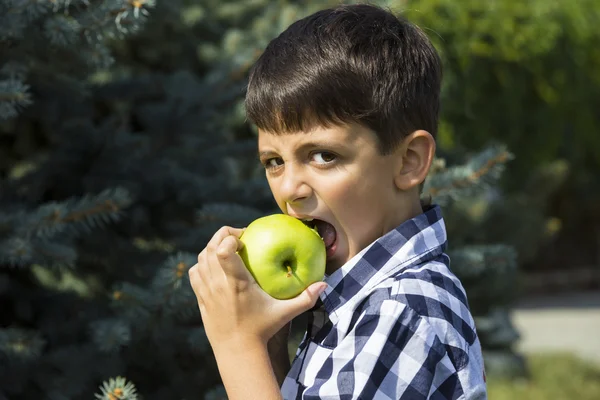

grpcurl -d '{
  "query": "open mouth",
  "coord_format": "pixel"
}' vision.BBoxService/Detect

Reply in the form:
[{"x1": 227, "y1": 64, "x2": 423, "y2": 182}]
[{"x1": 300, "y1": 218, "x2": 337, "y2": 257}]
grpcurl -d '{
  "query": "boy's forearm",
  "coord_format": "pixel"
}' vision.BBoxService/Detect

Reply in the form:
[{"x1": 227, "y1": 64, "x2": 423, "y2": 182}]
[{"x1": 213, "y1": 337, "x2": 283, "y2": 400}]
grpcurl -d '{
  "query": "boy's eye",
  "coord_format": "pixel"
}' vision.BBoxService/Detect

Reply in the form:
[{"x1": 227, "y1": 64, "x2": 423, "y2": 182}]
[
  {"x1": 264, "y1": 157, "x2": 284, "y2": 169},
  {"x1": 311, "y1": 151, "x2": 337, "y2": 165}
]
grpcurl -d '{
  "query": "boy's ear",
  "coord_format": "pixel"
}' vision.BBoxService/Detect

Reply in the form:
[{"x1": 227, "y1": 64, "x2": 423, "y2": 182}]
[{"x1": 393, "y1": 130, "x2": 436, "y2": 191}]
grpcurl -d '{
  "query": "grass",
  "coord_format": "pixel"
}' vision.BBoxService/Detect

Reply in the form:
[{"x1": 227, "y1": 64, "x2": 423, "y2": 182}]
[{"x1": 487, "y1": 352, "x2": 600, "y2": 400}]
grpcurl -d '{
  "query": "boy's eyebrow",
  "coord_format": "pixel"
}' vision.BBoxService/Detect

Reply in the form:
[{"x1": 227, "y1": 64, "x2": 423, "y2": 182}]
[
  {"x1": 258, "y1": 150, "x2": 275, "y2": 159},
  {"x1": 258, "y1": 140, "x2": 347, "y2": 159},
  {"x1": 297, "y1": 140, "x2": 345, "y2": 150}
]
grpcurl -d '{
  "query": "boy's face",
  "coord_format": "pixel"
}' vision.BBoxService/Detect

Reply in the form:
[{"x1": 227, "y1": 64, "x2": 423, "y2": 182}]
[{"x1": 258, "y1": 123, "x2": 417, "y2": 275}]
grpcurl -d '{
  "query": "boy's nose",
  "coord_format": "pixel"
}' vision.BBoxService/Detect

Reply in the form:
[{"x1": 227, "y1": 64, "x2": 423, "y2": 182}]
[{"x1": 280, "y1": 167, "x2": 312, "y2": 205}]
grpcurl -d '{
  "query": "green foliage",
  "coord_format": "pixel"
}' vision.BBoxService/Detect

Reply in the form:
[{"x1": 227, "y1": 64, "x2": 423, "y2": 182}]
[
  {"x1": 399, "y1": 0, "x2": 600, "y2": 270},
  {"x1": 400, "y1": 0, "x2": 600, "y2": 168},
  {"x1": 0, "y1": 69, "x2": 270, "y2": 398},
  {"x1": 1, "y1": 2, "x2": 274, "y2": 398},
  {"x1": 0, "y1": 187, "x2": 132, "y2": 268},
  {"x1": 423, "y1": 144, "x2": 514, "y2": 206},
  {"x1": 0, "y1": 0, "x2": 156, "y2": 120}
]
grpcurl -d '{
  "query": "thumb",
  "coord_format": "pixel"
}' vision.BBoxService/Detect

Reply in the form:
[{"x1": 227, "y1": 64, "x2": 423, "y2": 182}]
[{"x1": 280, "y1": 282, "x2": 328, "y2": 319}]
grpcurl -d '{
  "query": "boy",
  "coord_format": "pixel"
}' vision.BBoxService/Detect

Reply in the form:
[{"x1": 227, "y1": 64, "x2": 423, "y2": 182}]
[{"x1": 189, "y1": 3, "x2": 487, "y2": 399}]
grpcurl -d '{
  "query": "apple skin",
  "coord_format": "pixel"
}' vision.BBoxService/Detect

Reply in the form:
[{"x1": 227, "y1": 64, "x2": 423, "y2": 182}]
[{"x1": 238, "y1": 214, "x2": 326, "y2": 300}]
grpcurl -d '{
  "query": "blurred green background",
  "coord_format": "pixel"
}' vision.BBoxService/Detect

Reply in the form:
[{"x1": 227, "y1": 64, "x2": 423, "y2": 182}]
[{"x1": 1, "y1": 0, "x2": 599, "y2": 399}]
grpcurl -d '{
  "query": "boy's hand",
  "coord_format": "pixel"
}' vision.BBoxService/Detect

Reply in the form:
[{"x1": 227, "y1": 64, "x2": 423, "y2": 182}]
[{"x1": 189, "y1": 226, "x2": 327, "y2": 351}]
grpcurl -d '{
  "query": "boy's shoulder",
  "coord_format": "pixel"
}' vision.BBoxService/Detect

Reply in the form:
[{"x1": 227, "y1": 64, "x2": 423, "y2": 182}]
[
  {"x1": 348, "y1": 256, "x2": 480, "y2": 371},
  {"x1": 364, "y1": 255, "x2": 477, "y2": 343}
]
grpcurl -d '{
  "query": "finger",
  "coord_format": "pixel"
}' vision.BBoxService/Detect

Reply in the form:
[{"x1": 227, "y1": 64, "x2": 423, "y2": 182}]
[
  {"x1": 197, "y1": 247, "x2": 213, "y2": 282},
  {"x1": 276, "y1": 282, "x2": 328, "y2": 321},
  {"x1": 207, "y1": 226, "x2": 245, "y2": 255},
  {"x1": 190, "y1": 249, "x2": 213, "y2": 305},
  {"x1": 188, "y1": 263, "x2": 204, "y2": 307},
  {"x1": 206, "y1": 226, "x2": 244, "y2": 274},
  {"x1": 215, "y1": 235, "x2": 249, "y2": 278}
]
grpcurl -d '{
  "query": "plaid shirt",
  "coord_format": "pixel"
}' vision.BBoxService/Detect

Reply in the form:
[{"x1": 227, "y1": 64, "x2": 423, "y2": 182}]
[{"x1": 281, "y1": 205, "x2": 487, "y2": 399}]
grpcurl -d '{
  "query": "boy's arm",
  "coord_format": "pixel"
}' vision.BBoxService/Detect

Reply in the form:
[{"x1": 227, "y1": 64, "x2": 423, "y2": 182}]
[
  {"x1": 213, "y1": 337, "x2": 283, "y2": 400},
  {"x1": 188, "y1": 226, "x2": 326, "y2": 400},
  {"x1": 214, "y1": 325, "x2": 291, "y2": 399}
]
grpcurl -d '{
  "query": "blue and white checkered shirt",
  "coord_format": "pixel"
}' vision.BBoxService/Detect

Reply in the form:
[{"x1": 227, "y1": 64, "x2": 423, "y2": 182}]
[{"x1": 281, "y1": 205, "x2": 487, "y2": 399}]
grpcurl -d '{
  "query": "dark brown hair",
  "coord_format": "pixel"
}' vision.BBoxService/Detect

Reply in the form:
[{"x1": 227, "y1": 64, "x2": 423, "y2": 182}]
[{"x1": 245, "y1": 3, "x2": 442, "y2": 154}]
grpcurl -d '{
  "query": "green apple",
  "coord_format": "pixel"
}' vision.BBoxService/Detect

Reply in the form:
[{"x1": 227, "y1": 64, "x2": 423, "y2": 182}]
[{"x1": 238, "y1": 214, "x2": 326, "y2": 300}]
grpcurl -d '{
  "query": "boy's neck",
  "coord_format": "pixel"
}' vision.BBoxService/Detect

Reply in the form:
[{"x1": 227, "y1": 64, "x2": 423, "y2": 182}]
[{"x1": 384, "y1": 195, "x2": 426, "y2": 236}]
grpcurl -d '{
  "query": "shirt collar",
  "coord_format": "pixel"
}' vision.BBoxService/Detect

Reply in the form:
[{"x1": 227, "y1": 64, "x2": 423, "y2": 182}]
[{"x1": 318, "y1": 204, "x2": 447, "y2": 323}]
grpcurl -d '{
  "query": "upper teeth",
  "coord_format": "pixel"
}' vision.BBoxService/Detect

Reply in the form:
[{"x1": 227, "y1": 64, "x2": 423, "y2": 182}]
[{"x1": 303, "y1": 218, "x2": 313, "y2": 221}]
